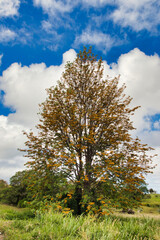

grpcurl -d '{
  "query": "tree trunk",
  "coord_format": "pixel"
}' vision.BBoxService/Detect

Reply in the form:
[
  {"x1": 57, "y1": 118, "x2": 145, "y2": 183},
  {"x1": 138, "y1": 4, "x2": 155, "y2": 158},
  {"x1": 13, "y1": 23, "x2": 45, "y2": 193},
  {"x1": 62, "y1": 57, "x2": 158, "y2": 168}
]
[{"x1": 74, "y1": 184, "x2": 82, "y2": 215}]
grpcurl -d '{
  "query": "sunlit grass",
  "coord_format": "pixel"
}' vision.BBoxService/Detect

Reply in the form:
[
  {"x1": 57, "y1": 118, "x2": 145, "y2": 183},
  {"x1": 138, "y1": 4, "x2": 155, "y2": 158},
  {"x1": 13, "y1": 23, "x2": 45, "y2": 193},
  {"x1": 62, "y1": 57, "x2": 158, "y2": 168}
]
[
  {"x1": 0, "y1": 203, "x2": 160, "y2": 240},
  {"x1": 142, "y1": 194, "x2": 160, "y2": 207}
]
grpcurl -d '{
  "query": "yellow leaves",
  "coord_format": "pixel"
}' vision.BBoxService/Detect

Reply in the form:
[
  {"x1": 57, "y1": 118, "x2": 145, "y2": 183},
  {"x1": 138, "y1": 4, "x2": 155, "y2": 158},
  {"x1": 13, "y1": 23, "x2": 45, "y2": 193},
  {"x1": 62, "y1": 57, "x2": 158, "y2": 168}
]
[
  {"x1": 87, "y1": 205, "x2": 91, "y2": 210},
  {"x1": 88, "y1": 138, "x2": 95, "y2": 144},
  {"x1": 101, "y1": 211, "x2": 110, "y2": 216},
  {"x1": 57, "y1": 205, "x2": 62, "y2": 210},
  {"x1": 54, "y1": 163, "x2": 62, "y2": 168},
  {"x1": 109, "y1": 161, "x2": 114, "y2": 165},
  {"x1": 47, "y1": 164, "x2": 52, "y2": 168},
  {"x1": 100, "y1": 179, "x2": 106, "y2": 182},
  {"x1": 62, "y1": 211, "x2": 70, "y2": 214},
  {"x1": 67, "y1": 193, "x2": 72, "y2": 199},
  {"x1": 97, "y1": 197, "x2": 102, "y2": 201},
  {"x1": 107, "y1": 167, "x2": 112, "y2": 171},
  {"x1": 56, "y1": 194, "x2": 62, "y2": 199},
  {"x1": 81, "y1": 146, "x2": 87, "y2": 150},
  {"x1": 139, "y1": 174, "x2": 145, "y2": 179},
  {"x1": 62, "y1": 208, "x2": 72, "y2": 214},
  {"x1": 115, "y1": 174, "x2": 119, "y2": 177},
  {"x1": 60, "y1": 154, "x2": 67, "y2": 158},
  {"x1": 88, "y1": 202, "x2": 95, "y2": 205},
  {"x1": 101, "y1": 152, "x2": 106, "y2": 156},
  {"x1": 84, "y1": 175, "x2": 89, "y2": 181},
  {"x1": 100, "y1": 176, "x2": 106, "y2": 182}
]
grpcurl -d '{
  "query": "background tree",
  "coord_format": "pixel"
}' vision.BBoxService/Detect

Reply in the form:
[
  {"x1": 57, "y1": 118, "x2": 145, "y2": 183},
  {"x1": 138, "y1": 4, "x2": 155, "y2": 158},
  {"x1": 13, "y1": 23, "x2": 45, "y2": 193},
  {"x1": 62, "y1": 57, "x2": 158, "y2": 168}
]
[
  {"x1": 0, "y1": 179, "x2": 8, "y2": 189},
  {"x1": 0, "y1": 171, "x2": 32, "y2": 206},
  {"x1": 0, "y1": 179, "x2": 9, "y2": 203},
  {"x1": 21, "y1": 47, "x2": 154, "y2": 215}
]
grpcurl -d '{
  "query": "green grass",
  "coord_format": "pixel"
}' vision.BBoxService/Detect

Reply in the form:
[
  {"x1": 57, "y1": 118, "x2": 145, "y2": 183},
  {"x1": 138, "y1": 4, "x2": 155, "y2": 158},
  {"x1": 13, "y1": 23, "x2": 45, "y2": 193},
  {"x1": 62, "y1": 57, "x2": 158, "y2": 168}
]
[
  {"x1": 142, "y1": 194, "x2": 160, "y2": 208},
  {"x1": 0, "y1": 203, "x2": 160, "y2": 240},
  {"x1": 0, "y1": 204, "x2": 35, "y2": 220},
  {"x1": 141, "y1": 194, "x2": 160, "y2": 214}
]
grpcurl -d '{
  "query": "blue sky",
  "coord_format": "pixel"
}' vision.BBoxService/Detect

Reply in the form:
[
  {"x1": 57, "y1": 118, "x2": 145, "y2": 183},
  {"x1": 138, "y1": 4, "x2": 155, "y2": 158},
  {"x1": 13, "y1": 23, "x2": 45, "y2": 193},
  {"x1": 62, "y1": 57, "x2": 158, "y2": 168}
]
[{"x1": 0, "y1": 0, "x2": 160, "y2": 192}]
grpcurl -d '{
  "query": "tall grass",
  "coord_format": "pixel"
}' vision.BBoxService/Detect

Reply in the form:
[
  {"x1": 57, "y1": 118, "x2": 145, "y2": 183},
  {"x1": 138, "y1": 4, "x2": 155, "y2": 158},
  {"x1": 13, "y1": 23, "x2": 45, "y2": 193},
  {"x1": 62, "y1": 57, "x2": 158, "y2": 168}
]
[{"x1": 0, "y1": 205, "x2": 160, "y2": 240}]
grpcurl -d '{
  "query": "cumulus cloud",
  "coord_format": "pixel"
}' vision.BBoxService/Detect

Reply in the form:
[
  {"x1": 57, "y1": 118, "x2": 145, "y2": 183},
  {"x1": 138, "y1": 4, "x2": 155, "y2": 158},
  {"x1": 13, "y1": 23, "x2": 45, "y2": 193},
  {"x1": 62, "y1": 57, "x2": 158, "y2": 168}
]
[
  {"x1": 102, "y1": 48, "x2": 160, "y2": 191},
  {"x1": 0, "y1": 116, "x2": 24, "y2": 159},
  {"x1": 108, "y1": 48, "x2": 160, "y2": 136},
  {"x1": 146, "y1": 148, "x2": 160, "y2": 193},
  {"x1": 0, "y1": 0, "x2": 20, "y2": 18},
  {"x1": 0, "y1": 115, "x2": 26, "y2": 182},
  {"x1": 73, "y1": 28, "x2": 121, "y2": 53},
  {"x1": 0, "y1": 49, "x2": 76, "y2": 181},
  {"x1": 0, "y1": 49, "x2": 76, "y2": 128},
  {"x1": 0, "y1": 26, "x2": 17, "y2": 43}
]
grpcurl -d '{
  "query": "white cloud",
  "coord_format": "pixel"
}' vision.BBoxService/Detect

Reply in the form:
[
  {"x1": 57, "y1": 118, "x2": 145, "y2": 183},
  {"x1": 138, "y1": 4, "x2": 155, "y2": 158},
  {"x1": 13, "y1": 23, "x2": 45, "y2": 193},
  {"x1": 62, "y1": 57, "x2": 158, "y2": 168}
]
[
  {"x1": 0, "y1": 116, "x2": 24, "y2": 159},
  {"x1": 102, "y1": 48, "x2": 160, "y2": 192},
  {"x1": 33, "y1": 0, "x2": 112, "y2": 15},
  {"x1": 33, "y1": 0, "x2": 160, "y2": 32},
  {"x1": 33, "y1": 0, "x2": 77, "y2": 16},
  {"x1": 42, "y1": 20, "x2": 53, "y2": 32},
  {"x1": 0, "y1": 51, "x2": 75, "y2": 128},
  {"x1": 154, "y1": 120, "x2": 160, "y2": 130},
  {"x1": 0, "y1": 26, "x2": 17, "y2": 43},
  {"x1": 145, "y1": 147, "x2": 160, "y2": 193},
  {"x1": 0, "y1": 115, "x2": 26, "y2": 182},
  {"x1": 103, "y1": 48, "x2": 160, "y2": 137},
  {"x1": 0, "y1": 0, "x2": 20, "y2": 18},
  {"x1": 0, "y1": 54, "x2": 3, "y2": 66},
  {"x1": 112, "y1": 0, "x2": 160, "y2": 31},
  {"x1": 0, "y1": 49, "x2": 77, "y2": 181},
  {"x1": 74, "y1": 28, "x2": 120, "y2": 53},
  {"x1": 81, "y1": 0, "x2": 112, "y2": 7}
]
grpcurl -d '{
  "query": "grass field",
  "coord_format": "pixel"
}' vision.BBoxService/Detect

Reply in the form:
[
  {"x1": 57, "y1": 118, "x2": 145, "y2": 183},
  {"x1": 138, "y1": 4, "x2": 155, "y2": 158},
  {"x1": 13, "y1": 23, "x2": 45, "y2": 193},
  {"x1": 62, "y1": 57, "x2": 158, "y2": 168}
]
[
  {"x1": 0, "y1": 195, "x2": 160, "y2": 240},
  {"x1": 141, "y1": 194, "x2": 160, "y2": 214}
]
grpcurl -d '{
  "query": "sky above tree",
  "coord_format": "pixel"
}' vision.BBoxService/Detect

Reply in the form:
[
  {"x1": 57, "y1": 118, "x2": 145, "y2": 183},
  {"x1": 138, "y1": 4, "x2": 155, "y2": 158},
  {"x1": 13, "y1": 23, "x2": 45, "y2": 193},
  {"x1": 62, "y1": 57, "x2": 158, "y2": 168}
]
[{"x1": 0, "y1": 0, "x2": 160, "y2": 192}]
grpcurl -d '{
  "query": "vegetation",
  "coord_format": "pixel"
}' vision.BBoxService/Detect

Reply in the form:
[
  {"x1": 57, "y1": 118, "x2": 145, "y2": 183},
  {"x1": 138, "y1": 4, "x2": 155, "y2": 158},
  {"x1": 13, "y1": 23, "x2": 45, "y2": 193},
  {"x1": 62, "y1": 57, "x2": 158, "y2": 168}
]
[
  {"x1": 0, "y1": 171, "x2": 32, "y2": 207},
  {"x1": 142, "y1": 194, "x2": 160, "y2": 214},
  {"x1": 19, "y1": 47, "x2": 154, "y2": 215},
  {"x1": 0, "y1": 202, "x2": 160, "y2": 240}
]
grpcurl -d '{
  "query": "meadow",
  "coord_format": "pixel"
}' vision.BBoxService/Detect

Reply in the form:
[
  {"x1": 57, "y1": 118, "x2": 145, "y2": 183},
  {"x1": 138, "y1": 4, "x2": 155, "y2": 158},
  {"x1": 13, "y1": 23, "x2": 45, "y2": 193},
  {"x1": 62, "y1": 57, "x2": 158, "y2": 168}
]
[{"x1": 0, "y1": 194, "x2": 160, "y2": 240}]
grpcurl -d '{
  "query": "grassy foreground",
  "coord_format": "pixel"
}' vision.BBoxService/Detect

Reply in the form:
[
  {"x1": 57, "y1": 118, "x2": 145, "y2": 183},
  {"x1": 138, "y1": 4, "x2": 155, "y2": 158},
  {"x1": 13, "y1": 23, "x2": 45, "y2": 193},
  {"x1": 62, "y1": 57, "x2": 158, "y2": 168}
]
[{"x1": 0, "y1": 204, "x2": 160, "y2": 240}]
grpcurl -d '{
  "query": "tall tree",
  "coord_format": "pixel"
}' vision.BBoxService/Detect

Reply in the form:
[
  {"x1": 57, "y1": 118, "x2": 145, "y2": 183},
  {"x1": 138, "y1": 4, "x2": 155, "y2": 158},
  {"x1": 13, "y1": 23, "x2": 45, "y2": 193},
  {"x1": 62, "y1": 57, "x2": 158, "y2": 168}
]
[{"x1": 21, "y1": 48, "x2": 154, "y2": 214}]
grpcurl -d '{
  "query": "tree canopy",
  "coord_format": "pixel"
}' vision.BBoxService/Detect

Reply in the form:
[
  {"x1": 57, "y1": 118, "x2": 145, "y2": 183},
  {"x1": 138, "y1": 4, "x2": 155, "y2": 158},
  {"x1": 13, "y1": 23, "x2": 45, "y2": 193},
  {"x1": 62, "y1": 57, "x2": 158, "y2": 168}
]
[{"x1": 21, "y1": 47, "x2": 154, "y2": 215}]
